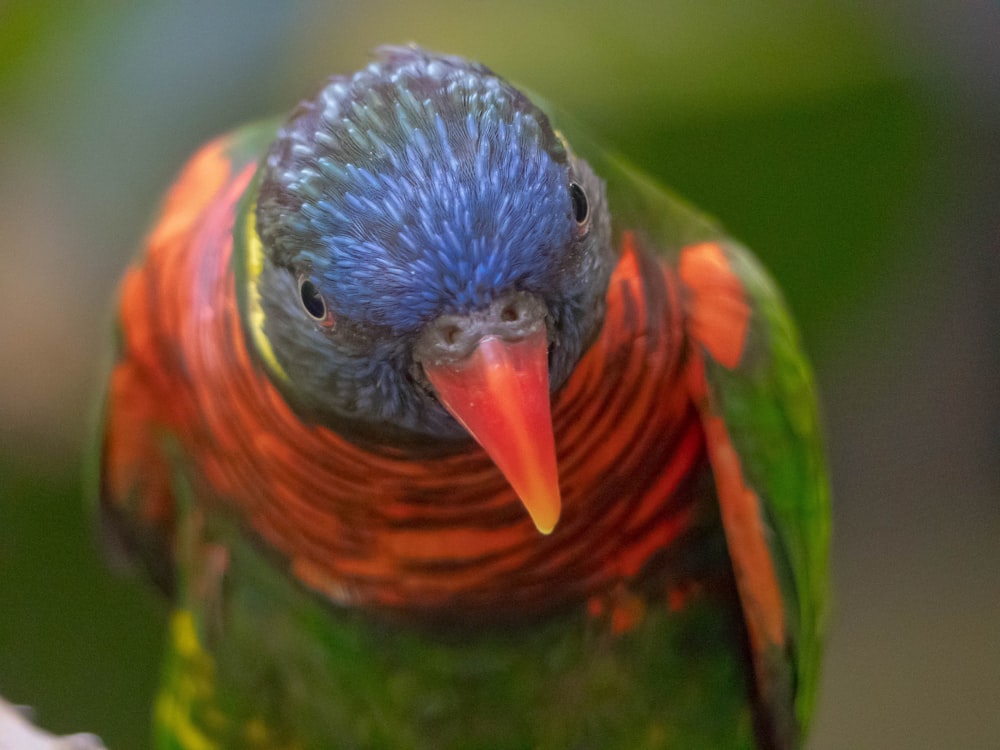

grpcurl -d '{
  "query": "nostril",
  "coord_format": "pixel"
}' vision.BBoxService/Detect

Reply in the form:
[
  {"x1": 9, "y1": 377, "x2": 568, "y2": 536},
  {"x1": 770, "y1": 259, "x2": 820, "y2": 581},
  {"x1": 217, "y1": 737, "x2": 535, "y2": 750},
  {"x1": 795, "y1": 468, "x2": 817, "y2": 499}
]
[
  {"x1": 418, "y1": 294, "x2": 546, "y2": 367},
  {"x1": 441, "y1": 324, "x2": 462, "y2": 346}
]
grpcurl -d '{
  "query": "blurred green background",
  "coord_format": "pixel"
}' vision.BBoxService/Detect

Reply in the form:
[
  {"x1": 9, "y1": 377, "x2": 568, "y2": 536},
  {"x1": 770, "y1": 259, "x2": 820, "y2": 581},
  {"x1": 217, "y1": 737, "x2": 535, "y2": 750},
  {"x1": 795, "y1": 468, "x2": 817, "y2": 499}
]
[{"x1": 1, "y1": 2, "x2": 997, "y2": 748}]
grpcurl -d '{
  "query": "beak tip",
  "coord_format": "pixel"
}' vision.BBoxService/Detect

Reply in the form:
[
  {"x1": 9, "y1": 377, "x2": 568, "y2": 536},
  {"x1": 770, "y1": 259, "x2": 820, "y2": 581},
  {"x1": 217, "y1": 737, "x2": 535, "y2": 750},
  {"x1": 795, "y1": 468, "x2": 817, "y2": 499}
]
[
  {"x1": 526, "y1": 496, "x2": 561, "y2": 536},
  {"x1": 535, "y1": 521, "x2": 557, "y2": 536}
]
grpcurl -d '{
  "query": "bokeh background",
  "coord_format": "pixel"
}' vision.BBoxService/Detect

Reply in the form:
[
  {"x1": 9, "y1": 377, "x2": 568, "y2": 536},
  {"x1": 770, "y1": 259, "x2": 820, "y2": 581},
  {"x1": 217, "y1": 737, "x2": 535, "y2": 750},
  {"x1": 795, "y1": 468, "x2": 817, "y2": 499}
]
[{"x1": 1, "y1": 2, "x2": 997, "y2": 747}]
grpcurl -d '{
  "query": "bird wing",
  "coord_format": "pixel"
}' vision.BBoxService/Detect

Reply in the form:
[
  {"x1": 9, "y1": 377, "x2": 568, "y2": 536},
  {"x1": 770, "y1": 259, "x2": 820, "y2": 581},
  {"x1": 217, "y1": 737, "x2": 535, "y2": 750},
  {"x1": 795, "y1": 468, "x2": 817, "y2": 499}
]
[
  {"x1": 91, "y1": 123, "x2": 276, "y2": 592},
  {"x1": 549, "y1": 102, "x2": 830, "y2": 744}
]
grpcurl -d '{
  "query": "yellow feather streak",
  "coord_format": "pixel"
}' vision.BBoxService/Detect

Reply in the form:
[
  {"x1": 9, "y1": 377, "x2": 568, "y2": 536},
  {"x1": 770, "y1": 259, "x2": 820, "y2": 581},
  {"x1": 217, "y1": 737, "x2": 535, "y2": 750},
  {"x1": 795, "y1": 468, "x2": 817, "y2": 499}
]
[{"x1": 244, "y1": 207, "x2": 290, "y2": 383}]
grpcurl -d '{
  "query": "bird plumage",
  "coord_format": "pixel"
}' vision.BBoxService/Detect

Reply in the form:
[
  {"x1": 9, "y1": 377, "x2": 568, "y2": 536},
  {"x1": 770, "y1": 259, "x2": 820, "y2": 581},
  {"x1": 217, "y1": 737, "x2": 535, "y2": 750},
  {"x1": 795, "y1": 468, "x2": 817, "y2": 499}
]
[{"x1": 95, "y1": 45, "x2": 829, "y2": 749}]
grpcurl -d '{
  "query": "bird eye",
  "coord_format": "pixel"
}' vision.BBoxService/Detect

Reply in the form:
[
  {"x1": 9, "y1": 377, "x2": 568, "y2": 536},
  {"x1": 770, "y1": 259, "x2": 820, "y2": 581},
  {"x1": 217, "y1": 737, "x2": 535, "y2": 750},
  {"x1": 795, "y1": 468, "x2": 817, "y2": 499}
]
[
  {"x1": 298, "y1": 276, "x2": 334, "y2": 327},
  {"x1": 569, "y1": 181, "x2": 590, "y2": 230}
]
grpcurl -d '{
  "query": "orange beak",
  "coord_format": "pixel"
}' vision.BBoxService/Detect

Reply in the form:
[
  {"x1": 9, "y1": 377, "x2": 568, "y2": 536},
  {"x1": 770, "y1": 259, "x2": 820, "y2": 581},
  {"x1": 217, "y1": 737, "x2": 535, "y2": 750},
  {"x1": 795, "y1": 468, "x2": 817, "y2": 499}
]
[{"x1": 422, "y1": 327, "x2": 561, "y2": 534}]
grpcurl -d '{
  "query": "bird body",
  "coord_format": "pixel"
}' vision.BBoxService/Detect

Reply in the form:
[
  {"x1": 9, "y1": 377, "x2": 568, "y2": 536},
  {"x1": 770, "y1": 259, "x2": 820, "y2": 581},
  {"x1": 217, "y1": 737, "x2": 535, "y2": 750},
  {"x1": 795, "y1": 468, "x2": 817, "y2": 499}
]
[{"x1": 96, "y1": 47, "x2": 829, "y2": 749}]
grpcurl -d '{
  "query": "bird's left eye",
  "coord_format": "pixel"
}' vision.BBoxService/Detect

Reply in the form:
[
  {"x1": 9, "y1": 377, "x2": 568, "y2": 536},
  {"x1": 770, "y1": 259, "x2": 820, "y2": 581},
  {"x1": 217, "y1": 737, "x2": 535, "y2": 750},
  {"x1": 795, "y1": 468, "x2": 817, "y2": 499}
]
[
  {"x1": 569, "y1": 181, "x2": 590, "y2": 233},
  {"x1": 298, "y1": 276, "x2": 334, "y2": 328}
]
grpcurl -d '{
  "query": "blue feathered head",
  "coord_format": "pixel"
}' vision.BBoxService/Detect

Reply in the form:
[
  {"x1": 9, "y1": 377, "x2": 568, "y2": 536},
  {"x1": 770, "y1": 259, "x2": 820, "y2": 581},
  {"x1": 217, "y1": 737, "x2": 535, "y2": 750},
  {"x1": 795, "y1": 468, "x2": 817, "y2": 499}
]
[{"x1": 252, "y1": 46, "x2": 614, "y2": 445}]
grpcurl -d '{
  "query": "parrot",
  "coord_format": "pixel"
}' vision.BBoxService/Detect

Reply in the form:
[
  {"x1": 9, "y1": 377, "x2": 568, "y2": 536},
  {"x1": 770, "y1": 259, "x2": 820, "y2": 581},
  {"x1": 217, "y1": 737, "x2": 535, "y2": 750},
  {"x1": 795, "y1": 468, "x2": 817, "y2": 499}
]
[{"x1": 94, "y1": 45, "x2": 830, "y2": 750}]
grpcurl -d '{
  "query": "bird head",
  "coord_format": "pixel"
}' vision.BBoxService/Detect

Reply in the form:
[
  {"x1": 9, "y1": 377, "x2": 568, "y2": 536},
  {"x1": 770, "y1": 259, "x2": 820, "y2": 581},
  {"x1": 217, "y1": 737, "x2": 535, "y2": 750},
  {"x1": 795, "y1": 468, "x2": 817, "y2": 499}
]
[{"x1": 244, "y1": 46, "x2": 615, "y2": 533}]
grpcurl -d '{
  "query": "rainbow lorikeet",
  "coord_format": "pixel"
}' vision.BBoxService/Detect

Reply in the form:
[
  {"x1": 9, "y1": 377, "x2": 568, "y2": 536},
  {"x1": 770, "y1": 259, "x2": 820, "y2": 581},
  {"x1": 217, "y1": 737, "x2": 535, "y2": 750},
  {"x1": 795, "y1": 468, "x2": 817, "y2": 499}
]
[{"x1": 94, "y1": 46, "x2": 829, "y2": 749}]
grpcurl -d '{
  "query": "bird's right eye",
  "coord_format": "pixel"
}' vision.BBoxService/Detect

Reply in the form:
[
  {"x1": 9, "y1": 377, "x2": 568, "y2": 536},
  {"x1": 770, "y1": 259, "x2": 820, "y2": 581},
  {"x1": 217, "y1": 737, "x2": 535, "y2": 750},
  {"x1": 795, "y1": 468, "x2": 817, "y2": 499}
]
[
  {"x1": 569, "y1": 181, "x2": 590, "y2": 234},
  {"x1": 298, "y1": 276, "x2": 334, "y2": 328}
]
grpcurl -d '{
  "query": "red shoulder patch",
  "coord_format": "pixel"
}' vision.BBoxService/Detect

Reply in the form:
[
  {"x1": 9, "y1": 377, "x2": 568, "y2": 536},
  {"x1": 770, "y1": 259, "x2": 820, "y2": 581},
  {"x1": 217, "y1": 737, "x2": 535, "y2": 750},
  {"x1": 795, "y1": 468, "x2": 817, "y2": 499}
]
[{"x1": 678, "y1": 242, "x2": 750, "y2": 369}]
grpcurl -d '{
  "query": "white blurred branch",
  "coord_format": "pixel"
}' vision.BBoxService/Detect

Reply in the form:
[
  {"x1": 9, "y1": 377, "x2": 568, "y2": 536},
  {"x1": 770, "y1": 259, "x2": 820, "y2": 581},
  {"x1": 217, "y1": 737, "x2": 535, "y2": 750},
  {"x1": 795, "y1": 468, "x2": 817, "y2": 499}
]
[{"x1": 0, "y1": 699, "x2": 106, "y2": 750}]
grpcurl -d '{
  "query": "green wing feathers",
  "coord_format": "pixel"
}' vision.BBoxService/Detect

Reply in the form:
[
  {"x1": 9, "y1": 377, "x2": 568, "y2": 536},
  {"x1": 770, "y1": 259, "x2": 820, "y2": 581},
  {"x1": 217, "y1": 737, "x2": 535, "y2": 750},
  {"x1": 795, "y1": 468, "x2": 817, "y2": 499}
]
[{"x1": 689, "y1": 240, "x2": 831, "y2": 737}]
